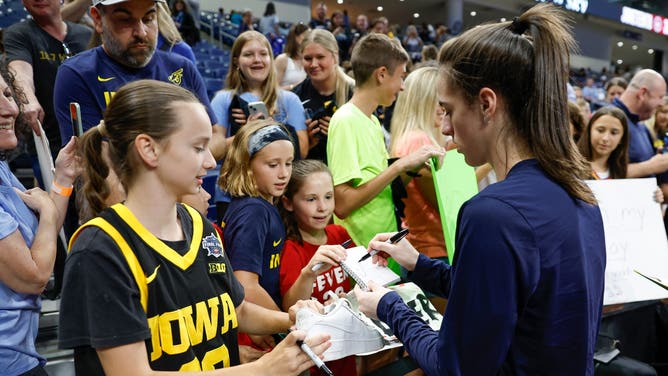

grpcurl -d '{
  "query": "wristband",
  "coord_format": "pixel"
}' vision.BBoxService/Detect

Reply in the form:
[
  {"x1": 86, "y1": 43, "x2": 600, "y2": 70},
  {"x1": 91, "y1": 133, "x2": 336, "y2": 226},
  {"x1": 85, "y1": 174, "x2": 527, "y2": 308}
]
[{"x1": 51, "y1": 180, "x2": 73, "y2": 197}]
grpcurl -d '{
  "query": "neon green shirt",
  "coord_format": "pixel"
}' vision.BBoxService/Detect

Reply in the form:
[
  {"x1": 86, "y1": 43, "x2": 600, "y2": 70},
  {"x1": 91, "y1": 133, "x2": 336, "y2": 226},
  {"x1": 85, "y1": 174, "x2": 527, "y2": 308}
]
[{"x1": 327, "y1": 102, "x2": 397, "y2": 247}]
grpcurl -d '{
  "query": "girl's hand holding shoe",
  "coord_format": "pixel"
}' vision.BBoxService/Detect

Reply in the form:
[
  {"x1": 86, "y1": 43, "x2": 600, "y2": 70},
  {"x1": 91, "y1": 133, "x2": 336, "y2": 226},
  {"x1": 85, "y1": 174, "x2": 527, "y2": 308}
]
[{"x1": 288, "y1": 299, "x2": 325, "y2": 323}]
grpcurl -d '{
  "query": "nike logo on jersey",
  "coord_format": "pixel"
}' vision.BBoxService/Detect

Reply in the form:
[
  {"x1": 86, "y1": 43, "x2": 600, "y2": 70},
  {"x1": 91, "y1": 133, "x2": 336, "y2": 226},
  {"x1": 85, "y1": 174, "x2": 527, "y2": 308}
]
[
  {"x1": 97, "y1": 75, "x2": 116, "y2": 82},
  {"x1": 273, "y1": 239, "x2": 282, "y2": 247},
  {"x1": 146, "y1": 265, "x2": 160, "y2": 284}
]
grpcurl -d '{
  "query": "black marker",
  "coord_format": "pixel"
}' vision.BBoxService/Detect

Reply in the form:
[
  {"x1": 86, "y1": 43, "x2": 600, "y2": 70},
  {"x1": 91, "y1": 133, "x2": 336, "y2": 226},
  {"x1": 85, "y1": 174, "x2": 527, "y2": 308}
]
[
  {"x1": 296, "y1": 338, "x2": 333, "y2": 376},
  {"x1": 358, "y1": 229, "x2": 410, "y2": 263}
]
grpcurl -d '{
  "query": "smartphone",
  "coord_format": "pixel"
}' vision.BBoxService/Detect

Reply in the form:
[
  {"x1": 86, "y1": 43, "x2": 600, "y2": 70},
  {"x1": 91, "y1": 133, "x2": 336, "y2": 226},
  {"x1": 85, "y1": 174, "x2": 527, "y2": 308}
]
[
  {"x1": 248, "y1": 101, "x2": 269, "y2": 119},
  {"x1": 69, "y1": 102, "x2": 83, "y2": 137}
]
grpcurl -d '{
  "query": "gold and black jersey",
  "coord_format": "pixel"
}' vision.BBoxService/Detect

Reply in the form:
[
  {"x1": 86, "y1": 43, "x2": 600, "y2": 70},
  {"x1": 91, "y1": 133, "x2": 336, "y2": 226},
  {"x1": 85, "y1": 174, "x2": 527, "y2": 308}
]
[{"x1": 68, "y1": 203, "x2": 245, "y2": 371}]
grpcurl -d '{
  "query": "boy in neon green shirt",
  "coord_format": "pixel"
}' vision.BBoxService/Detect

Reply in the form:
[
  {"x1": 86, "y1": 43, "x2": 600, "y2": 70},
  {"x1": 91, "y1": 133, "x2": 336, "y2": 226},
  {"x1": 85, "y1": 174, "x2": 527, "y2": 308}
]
[{"x1": 327, "y1": 34, "x2": 443, "y2": 247}]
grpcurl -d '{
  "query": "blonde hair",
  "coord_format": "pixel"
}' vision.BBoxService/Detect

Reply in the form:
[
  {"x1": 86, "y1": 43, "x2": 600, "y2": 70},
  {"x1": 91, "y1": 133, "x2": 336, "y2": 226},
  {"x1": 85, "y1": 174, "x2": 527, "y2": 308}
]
[
  {"x1": 218, "y1": 120, "x2": 294, "y2": 198},
  {"x1": 157, "y1": 1, "x2": 183, "y2": 46},
  {"x1": 390, "y1": 67, "x2": 446, "y2": 154},
  {"x1": 225, "y1": 31, "x2": 280, "y2": 114},
  {"x1": 300, "y1": 29, "x2": 354, "y2": 107}
]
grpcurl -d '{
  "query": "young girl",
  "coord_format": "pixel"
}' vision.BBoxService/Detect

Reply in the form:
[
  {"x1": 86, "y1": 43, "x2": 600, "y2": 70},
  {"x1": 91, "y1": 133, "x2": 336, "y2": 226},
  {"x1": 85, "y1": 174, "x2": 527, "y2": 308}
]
[
  {"x1": 389, "y1": 66, "x2": 450, "y2": 261},
  {"x1": 211, "y1": 31, "x2": 307, "y2": 222},
  {"x1": 578, "y1": 107, "x2": 664, "y2": 202},
  {"x1": 59, "y1": 80, "x2": 328, "y2": 375},
  {"x1": 279, "y1": 159, "x2": 353, "y2": 375},
  {"x1": 211, "y1": 31, "x2": 307, "y2": 157},
  {"x1": 275, "y1": 23, "x2": 310, "y2": 90},
  {"x1": 577, "y1": 106, "x2": 630, "y2": 180},
  {"x1": 218, "y1": 120, "x2": 295, "y2": 352}
]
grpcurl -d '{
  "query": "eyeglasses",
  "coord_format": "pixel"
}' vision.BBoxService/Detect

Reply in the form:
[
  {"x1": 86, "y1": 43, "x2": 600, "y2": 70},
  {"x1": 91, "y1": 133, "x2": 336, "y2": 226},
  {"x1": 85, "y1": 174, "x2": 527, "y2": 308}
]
[{"x1": 62, "y1": 42, "x2": 73, "y2": 60}]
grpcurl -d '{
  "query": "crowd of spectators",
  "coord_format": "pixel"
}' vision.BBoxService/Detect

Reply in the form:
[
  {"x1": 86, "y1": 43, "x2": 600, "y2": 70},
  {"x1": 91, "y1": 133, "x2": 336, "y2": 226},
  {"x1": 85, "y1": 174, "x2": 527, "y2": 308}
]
[{"x1": 2, "y1": 0, "x2": 668, "y2": 375}]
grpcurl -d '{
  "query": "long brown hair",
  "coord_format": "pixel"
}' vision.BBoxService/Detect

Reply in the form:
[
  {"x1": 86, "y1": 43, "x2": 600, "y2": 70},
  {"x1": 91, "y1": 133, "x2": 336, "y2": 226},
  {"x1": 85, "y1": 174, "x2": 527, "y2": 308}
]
[
  {"x1": 577, "y1": 106, "x2": 629, "y2": 179},
  {"x1": 438, "y1": 3, "x2": 595, "y2": 203},
  {"x1": 78, "y1": 80, "x2": 201, "y2": 217},
  {"x1": 285, "y1": 23, "x2": 310, "y2": 59}
]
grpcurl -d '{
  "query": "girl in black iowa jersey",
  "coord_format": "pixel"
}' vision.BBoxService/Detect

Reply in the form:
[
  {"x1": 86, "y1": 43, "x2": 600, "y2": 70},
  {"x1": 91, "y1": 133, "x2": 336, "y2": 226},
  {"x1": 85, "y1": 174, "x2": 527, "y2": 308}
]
[{"x1": 58, "y1": 79, "x2": 330, "y2": 376}]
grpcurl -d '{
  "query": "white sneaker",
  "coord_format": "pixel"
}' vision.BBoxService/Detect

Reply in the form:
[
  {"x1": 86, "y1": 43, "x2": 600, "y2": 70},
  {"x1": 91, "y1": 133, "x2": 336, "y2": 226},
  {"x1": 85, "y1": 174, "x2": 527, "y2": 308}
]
[{"x1": 296, "y1": 298, "x2": 385, "y2": 361}]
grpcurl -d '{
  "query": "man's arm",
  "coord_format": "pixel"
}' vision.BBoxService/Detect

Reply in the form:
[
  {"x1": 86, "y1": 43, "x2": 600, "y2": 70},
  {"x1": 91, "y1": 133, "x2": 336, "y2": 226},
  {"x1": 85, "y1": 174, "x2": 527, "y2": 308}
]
[
  {"x1": 61, "y1": 0, "x2": 90, "y2": 23},
  {"x1": 8, "y1": 60, "x2": 43, "y2": 134},
  {"x1": 210, "y1": 124, "x2": 230, "y2": 160},
  {"x1": 627, "y1": 154, "x2": 668, "y2": 178}
]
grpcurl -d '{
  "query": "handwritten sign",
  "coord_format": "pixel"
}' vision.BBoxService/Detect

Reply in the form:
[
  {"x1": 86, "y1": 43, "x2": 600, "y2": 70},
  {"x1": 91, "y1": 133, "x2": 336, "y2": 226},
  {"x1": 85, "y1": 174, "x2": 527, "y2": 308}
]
[{"x1": 586, "y1": 178, "x2": 668, "y2": 305}]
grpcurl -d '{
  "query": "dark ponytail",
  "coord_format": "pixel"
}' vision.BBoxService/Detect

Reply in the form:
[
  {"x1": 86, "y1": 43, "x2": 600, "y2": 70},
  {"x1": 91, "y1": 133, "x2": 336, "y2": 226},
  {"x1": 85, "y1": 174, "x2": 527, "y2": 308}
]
[{"x1": 439, "y1": 3, "x2": 595, "y2": 203}]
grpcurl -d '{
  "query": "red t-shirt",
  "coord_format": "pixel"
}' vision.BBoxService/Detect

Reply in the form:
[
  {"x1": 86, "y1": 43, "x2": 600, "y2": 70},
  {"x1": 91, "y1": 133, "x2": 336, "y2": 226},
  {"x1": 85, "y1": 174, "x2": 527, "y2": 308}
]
[{"x1": 279, "y1": 224, "x2": 357, "y2": 375}]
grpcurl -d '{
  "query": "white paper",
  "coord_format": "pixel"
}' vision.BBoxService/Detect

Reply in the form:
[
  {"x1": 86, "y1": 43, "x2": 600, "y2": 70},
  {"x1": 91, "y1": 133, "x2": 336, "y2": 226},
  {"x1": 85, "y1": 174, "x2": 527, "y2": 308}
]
[{"x1": 587, "y1": 178, "x2": 668, "y2": 305}]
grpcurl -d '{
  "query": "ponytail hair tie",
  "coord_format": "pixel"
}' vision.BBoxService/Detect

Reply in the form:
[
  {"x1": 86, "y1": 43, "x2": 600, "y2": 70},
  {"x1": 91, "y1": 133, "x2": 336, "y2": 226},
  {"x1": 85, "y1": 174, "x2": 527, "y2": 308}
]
[
  {"x1": 97, "y1": 120, "x2": 107, "y2": 136},
  {"x1": 97, "y1": 120, "x2": 109, "y2": 141},
  {"x1": 509, "y1": 16, "x2": 529, "y2": 35}
]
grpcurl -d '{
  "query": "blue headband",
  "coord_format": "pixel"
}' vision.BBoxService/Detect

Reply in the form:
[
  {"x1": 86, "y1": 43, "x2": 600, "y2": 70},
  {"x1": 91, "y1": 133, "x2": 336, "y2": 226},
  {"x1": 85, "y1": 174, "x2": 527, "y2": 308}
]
[{"x1": 248, "y1": 124, "x2": 291, "y2": 158}]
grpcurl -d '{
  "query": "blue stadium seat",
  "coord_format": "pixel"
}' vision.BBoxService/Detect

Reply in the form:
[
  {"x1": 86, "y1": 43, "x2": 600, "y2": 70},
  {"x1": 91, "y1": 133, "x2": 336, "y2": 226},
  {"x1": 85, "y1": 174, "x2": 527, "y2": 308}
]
[{"x1": 205, "y1": 78, "x2": 224, "y2": 100}]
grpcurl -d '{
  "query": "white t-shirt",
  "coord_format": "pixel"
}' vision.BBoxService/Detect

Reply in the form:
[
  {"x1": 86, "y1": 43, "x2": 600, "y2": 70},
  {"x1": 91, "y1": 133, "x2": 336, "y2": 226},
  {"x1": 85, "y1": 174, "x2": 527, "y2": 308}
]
[{"x1": 259, "y1": 14, "x2": 279, "y2": 35}]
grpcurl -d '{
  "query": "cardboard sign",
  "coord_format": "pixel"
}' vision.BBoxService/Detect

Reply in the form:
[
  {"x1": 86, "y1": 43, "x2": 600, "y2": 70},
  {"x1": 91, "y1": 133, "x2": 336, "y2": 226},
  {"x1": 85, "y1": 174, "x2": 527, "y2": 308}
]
[{"x1": 587, "y1": 178, "x2": 668, "y2": 305}]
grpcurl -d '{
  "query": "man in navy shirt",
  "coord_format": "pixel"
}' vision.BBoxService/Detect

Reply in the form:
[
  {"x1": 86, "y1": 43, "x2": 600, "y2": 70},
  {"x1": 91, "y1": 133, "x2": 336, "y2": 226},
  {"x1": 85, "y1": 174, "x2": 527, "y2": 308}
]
[
  {"x1": 53, "y1": 0, "x2": 227, "y2": 159},
  {"x1": 613, "y1": 69, "x2": 668, "y2": 179}
]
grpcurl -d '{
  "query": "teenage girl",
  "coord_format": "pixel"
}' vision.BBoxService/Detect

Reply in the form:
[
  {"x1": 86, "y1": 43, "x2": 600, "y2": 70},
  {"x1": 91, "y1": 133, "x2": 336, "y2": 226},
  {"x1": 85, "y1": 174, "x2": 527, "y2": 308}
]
[
  {"x1": 59, "y1": 80, "x2": 328, "y2": 375},
  {"x1": 211, "y1": 30, "x2": 307, "y2": 223},
  {"x1": 389, "y1": 66, "x2": 449, "y2": 261},
  {"x1": 218, "y1": 120, "x2": 295, "y2": 352},
  {"x1": 577, "y1": 106, "x2": 664, "y2": 201},
  {"x1": 275, "y1": 23, "x2": 310, "y2": 90},
  {"x1": 211, "y1": 31, "x2": 308, "y2": 157},
  {"x1": 278, "y1": 159, "x2": 354, "y2": 375},
  {"x1": 577, "y1": 106, "x2": 630, "y2": 180}
]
